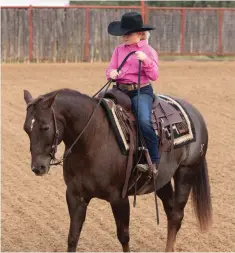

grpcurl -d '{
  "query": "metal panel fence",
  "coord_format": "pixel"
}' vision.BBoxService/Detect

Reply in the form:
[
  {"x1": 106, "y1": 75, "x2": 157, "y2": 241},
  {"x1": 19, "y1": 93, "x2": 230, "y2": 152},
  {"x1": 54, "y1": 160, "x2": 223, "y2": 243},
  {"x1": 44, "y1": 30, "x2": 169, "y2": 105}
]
[{"x1": 1, "y1": 6, "x2": 235, "y2": 62}]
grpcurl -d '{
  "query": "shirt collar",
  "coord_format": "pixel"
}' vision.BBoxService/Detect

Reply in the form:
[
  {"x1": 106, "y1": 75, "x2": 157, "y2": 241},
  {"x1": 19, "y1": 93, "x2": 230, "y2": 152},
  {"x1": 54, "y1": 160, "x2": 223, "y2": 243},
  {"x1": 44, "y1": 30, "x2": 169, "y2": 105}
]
[{"x1": 137, "y1": 40, "x2": 147, "y2": 47}]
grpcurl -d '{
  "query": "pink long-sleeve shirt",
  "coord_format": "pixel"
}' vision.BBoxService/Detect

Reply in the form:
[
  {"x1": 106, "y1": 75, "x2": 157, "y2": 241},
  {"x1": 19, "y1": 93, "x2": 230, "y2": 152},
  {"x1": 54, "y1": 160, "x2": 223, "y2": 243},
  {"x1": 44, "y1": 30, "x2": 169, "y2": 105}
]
[{"x1": 106, "y1": 40, "x2": 159, "y2": 85}]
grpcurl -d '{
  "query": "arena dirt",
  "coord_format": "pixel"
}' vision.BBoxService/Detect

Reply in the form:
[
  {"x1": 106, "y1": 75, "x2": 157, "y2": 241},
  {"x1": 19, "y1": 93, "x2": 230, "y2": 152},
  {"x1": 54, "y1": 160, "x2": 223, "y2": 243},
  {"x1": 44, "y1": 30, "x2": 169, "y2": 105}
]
[{"x1": 2, "y1": 61, "x2": 235, "y2": 251}]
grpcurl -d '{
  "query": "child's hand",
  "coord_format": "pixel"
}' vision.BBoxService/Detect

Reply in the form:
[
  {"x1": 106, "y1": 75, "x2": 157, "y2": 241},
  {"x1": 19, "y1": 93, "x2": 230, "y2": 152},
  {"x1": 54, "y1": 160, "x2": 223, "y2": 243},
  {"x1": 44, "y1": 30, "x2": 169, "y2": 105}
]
[
  {"x1": 110, "y1": 69, "x2": 121, "y2": 79},
  {"x1": 135, "y1": 51, "x2": 147, "y2": 61}
]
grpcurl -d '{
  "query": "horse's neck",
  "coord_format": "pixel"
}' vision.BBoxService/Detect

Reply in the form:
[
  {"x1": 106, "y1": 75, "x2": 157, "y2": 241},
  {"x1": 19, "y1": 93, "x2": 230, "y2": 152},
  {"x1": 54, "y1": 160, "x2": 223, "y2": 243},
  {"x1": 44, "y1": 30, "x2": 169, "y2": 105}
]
[{"x1": 58, "y1": 92, "x2": 99, "y2": 148}]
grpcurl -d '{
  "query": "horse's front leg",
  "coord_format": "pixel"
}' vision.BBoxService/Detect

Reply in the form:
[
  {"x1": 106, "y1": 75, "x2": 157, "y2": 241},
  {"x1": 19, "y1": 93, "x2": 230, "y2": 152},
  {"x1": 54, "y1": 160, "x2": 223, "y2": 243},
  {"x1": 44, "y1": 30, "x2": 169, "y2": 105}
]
[
  {"x1": 66, "y1": 189, "x2": 90, "y2": 252},
  {"x1": 111, "y1": 198, "x2": 130, "y2": 252}
]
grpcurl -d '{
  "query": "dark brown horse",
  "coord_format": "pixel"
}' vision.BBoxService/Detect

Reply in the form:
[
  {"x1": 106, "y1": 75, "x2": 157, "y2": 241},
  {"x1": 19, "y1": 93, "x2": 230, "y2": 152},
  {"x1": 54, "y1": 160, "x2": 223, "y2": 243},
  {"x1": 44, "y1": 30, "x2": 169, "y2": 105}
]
[{"x1": 23, "y1": 88, "x2": 212, "y2": 252}]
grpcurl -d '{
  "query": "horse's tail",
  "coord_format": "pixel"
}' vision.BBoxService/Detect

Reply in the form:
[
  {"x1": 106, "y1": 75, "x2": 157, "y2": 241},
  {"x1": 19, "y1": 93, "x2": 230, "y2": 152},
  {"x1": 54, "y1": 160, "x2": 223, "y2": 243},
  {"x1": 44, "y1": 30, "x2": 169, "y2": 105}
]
[{"x1": 191, "y1": 158, "x2": 212, "y2": 232}]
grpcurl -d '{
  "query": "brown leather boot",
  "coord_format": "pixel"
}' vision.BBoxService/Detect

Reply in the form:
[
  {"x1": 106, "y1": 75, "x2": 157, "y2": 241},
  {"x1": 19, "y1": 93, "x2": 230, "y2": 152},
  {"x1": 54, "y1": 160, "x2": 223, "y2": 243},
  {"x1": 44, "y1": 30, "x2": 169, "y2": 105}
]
[
  {"x1": 136, "y1": 164, "x2": 149, "y2": 172},
  {"x1": 136, "y1": 163, "x2": 159, "y2": 175},
  {"x1": 152, "y1": 163, "x2": 159, "y2": 177}
]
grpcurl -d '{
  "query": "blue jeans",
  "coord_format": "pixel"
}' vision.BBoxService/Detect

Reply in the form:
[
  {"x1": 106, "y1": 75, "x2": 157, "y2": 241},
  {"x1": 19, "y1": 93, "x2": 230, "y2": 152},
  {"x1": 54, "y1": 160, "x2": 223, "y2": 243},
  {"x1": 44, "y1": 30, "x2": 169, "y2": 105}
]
[{"x1": 127, "y1": 85, "x2": 159, "y2": 163}]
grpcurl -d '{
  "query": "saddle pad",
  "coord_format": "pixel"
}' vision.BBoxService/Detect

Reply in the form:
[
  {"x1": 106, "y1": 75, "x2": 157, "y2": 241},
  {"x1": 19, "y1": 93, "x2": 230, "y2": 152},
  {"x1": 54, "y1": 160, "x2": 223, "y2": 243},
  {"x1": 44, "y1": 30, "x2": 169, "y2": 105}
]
[
  {"x1": 157, "y1": 95, "x2": 196, "y2": 148},
  {"x1": 101, "y1": 95, "x2": 196, "y2": 156},
  {"x1": 101, "y1": 98, "x2": 130, "y2": 155}
]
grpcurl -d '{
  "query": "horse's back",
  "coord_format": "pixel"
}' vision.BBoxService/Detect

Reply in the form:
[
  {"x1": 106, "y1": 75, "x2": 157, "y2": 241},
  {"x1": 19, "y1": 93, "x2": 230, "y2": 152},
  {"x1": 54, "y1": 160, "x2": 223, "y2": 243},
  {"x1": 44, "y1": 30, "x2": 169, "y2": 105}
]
[{"x1": 171, "y1": 96, "x2": 208, "y2": 165}]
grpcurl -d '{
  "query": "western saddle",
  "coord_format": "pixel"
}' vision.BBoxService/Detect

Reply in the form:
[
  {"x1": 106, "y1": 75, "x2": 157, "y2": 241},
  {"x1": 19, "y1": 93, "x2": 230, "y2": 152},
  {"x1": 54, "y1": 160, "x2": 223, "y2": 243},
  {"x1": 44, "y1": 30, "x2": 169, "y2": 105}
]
[
  {"x1": 98, "y1": 86, "x2": 183, "y2": 144},
  {"x1": 97, "y1": 86, "x2": 183, "y2": 198}
]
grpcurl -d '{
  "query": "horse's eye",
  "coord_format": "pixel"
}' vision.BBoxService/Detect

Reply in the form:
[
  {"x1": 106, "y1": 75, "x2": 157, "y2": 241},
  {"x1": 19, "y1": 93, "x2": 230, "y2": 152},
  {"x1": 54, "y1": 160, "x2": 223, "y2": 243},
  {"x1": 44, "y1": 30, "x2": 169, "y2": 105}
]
[{"x1": 40, "y1": 125, "x2": 49, "y2": 131}]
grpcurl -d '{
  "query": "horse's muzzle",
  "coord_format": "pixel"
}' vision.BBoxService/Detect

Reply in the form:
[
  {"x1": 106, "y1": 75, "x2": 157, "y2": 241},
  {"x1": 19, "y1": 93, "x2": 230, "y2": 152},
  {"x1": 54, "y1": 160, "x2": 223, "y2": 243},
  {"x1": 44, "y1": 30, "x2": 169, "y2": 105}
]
[{"x1": 32, "y1": 165, "x2": 47, "y2": 176}]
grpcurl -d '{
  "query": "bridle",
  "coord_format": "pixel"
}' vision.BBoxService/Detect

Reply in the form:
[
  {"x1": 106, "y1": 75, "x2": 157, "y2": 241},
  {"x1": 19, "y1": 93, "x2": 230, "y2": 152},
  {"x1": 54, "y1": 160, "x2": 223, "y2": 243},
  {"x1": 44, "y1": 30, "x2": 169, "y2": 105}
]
[
  {"x1": 49, "y1": 107, "x2": 60, "y2": 164},
  {"x1": 26, "y1": 99, "x2": 61, "y2": 166}
]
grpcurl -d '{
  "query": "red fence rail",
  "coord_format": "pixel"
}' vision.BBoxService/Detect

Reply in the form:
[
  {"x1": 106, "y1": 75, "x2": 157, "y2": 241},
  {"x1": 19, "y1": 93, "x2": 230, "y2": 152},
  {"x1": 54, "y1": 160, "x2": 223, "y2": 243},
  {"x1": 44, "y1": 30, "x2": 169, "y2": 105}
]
[{"x1": 1, "y1": 5, "x2": 235, "y2": 62}]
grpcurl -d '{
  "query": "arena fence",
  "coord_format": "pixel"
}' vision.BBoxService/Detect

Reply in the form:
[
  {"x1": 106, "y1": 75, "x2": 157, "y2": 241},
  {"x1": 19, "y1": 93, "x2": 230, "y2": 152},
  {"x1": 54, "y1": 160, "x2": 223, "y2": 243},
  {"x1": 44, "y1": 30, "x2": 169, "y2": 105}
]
[{"x1": 1, "y1": 5, "x2": 235, "y2": 62}]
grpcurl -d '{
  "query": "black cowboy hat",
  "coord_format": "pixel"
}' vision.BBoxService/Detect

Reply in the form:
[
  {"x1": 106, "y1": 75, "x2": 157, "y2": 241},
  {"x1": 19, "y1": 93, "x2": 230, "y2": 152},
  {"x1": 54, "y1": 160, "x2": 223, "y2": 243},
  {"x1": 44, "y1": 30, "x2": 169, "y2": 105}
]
[{"x1": 108, "y1": 12, "x2": 155, "y2": 36}]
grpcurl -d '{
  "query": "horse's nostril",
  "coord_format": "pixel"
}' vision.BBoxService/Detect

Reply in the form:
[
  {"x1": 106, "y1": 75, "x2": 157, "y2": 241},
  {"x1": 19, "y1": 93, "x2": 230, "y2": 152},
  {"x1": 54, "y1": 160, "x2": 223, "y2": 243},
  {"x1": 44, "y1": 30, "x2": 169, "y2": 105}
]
[
  {"x1": 40, "y1": 165, "x2": 46, "y2": 170},
  {"x1": 32, "y1": 167, "x2": 40, "y2": 175},
  {"x1": 32, "y1": 165, "x2": 46, "y2": 175}
]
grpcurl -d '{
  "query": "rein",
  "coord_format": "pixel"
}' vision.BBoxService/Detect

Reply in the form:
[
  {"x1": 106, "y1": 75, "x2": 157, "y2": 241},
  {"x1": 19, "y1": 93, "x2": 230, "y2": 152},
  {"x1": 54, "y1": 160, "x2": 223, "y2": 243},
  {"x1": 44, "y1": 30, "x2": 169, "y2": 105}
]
[{"x1": 49, "y1": 51, "x2": 137, "y2": 166}]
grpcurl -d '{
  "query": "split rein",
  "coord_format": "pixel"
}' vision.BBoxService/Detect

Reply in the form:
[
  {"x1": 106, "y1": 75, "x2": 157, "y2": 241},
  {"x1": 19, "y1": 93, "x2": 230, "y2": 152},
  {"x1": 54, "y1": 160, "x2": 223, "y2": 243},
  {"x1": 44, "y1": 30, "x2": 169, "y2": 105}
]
[{"x1": 49, "y1": 51, "x2": 138, "y2": 166}]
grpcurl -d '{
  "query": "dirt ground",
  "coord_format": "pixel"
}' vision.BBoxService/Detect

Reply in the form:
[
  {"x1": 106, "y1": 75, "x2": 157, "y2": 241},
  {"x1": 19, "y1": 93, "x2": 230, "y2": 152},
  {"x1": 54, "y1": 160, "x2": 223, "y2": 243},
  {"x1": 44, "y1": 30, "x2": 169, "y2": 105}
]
[{"x1": 2, "y1": 61, "x2": 235, "y2": 252}]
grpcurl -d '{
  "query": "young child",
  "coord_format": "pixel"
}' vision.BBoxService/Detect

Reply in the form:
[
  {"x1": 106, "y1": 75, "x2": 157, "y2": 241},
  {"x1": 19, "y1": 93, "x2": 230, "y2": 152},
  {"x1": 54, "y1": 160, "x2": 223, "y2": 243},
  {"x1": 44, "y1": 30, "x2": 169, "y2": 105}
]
[{"x1": 106, "y1": 12, "x2": 159, "y2": 172}]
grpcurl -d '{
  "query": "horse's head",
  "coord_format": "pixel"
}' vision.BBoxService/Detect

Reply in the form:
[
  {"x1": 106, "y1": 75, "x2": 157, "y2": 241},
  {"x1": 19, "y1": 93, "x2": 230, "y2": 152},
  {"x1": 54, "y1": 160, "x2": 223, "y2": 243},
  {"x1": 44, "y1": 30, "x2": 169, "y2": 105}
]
[{"x1": 23, "y1": 89, "x2": 60, "y2": 176}]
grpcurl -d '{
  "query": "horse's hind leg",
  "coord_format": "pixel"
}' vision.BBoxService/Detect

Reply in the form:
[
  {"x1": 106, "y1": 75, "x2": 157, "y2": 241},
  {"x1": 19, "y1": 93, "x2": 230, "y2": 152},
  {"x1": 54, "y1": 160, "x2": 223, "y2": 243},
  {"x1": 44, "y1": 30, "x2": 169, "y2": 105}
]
[
  {"x1": 110, "y1": 198, "x2": 130, "y2": 252},
  {"x1": 157, "y1": 181, "x2": 174, "y2": 251},
  {"x1": 157, "y1": 166, "x2": 193, "y2": 252},
  {"x1": 66, "y1": 189, "x2": 90, "y2": 252}
]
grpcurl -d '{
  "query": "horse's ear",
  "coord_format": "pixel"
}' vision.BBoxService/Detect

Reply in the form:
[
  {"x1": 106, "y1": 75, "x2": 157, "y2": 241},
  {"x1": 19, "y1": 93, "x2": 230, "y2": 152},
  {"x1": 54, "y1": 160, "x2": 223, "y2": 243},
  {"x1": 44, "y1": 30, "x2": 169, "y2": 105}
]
[
  {"x1": 40, "y1": 92, "x2": 59, "y2": 109},
  {"x1": 24, "y1": 90, "x2": 33, "y2": 104}
]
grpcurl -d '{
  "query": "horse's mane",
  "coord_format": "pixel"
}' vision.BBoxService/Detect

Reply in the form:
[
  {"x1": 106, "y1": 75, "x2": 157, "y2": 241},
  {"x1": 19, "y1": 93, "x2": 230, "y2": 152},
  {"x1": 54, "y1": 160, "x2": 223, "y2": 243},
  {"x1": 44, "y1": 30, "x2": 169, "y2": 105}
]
[
  {"x1": 28, "y1": 88, "x2": 96, "y2": 108},
  {"x1": 44, "y1": 88, "x2": 94, "y2": 101}
]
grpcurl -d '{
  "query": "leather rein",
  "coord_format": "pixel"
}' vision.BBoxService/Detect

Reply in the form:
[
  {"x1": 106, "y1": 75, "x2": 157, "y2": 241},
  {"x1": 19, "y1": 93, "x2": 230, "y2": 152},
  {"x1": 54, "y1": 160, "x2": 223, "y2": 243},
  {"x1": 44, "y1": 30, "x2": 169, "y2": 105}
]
[{"x1": 27, "y1": 51, "x2": 137, "y2": 167}]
